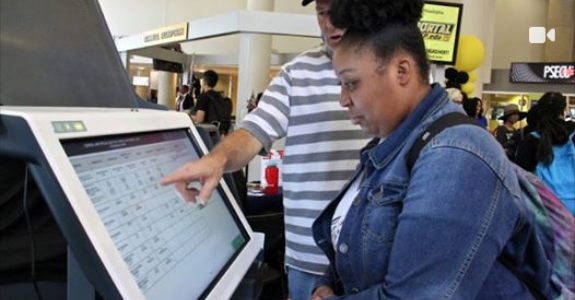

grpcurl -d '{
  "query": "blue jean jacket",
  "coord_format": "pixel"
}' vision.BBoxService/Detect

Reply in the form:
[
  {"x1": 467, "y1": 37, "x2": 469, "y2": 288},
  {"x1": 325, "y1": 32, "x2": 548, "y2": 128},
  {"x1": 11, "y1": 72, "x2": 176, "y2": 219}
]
[{"x1": 312, "y1": 84, "x2": 559, "y2": 300}]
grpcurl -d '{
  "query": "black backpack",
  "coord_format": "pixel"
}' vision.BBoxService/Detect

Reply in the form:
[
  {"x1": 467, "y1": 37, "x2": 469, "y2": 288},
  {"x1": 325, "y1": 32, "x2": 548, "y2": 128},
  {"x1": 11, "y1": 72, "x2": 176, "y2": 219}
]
[{"x1": 205, "y1": 93, "x2": 232, "y2": 135}]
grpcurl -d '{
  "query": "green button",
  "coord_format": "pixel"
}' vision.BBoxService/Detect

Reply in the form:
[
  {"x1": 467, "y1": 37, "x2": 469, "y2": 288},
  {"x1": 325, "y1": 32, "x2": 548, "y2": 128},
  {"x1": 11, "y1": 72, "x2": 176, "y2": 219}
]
[
  {"x1": 52, "y1": 122, "x2": 65, "y2": 133},
  {"x1": 231, "y1": 234, "x2": 245, "y2": 250}
]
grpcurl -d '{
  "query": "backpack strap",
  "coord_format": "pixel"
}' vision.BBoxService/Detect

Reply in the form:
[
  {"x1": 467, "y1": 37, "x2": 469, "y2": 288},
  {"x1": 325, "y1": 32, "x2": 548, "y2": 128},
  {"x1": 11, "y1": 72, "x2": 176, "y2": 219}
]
[
  {"x1": 406, "y1": 112, "x2": 481, "y2": 173},
  {"x1": 531, "y1": 130, "x2": 575, "y2": 143}
]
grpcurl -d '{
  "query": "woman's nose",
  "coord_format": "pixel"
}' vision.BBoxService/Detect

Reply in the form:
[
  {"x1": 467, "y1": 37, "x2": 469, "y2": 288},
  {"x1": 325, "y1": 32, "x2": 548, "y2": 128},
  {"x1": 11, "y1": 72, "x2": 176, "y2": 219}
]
[{"x1": 340, "y1": 89, "x2": 351, "y2": 108}]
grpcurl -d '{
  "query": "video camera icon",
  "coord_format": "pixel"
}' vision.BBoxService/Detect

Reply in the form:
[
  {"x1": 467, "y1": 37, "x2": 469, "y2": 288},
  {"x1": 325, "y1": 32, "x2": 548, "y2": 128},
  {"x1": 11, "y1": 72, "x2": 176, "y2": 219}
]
[{"x1": 529, "y1": 27, "x2": 555, "y2": 44}]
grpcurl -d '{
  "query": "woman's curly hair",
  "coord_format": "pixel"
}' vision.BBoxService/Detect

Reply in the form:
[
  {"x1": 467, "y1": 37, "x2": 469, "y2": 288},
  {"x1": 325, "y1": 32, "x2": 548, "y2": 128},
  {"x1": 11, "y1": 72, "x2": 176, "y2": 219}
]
[
  {"x1": 329, "y1": 0, "x2": 424, "y2": 32},
  {"x1": 329, "y1": 0, "x2": 428, "y2": 81}
]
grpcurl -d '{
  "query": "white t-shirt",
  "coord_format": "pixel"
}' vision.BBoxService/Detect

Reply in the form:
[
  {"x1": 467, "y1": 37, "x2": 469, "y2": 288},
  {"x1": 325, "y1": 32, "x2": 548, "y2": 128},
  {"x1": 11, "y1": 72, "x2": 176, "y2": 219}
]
[{"x1": 331, "y1": 175, "x2": 362, "y2": 249}]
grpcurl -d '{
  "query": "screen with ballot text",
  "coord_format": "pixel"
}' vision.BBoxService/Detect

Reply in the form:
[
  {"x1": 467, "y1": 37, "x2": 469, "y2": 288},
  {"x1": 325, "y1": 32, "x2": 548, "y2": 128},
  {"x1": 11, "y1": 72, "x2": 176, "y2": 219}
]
[{"x1": 62, "y1": 129, "x2": 248, "y2": 300}]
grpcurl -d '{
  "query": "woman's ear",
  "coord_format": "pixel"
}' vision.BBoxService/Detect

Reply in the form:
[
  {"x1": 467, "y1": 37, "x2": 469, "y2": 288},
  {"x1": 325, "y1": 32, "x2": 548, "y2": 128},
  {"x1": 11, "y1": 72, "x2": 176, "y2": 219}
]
[{"x1": 396, "y1": 55, "x2": 413, "y2": 86}]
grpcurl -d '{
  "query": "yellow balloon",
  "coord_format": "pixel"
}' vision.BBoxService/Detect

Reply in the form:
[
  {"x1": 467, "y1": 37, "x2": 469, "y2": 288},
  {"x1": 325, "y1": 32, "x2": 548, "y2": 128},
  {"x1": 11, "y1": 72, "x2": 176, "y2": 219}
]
[
  {"x1": 468, "y1": 70, "x2": 478, "y2": 83},
  {"x1": 455, "y1": 35, "x2": 486, "y2": 72},
  {"x1": 461, "y1": 82, "x2": 475, "y2": 96}
]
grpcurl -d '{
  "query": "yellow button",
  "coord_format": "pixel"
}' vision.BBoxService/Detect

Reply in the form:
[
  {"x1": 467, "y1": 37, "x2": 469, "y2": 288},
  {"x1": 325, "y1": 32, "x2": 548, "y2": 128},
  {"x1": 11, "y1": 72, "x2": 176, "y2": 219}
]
[{"x1": 73, "y1": 122, "x2": 85, "y2": 131}]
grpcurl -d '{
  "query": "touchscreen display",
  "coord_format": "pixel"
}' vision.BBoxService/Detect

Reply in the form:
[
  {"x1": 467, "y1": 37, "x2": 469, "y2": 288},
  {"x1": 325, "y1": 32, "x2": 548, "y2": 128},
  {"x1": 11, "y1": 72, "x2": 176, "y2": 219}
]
[{"x1": 62, "y1": 129, "x2": 248, "y2": 300}]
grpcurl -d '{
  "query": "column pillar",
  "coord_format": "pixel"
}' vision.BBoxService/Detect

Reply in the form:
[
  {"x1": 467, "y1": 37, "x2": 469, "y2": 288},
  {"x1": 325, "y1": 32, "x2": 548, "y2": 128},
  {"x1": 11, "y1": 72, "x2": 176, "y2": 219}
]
[
  {"x1": 157, "y1": 71, "x2": 177, "y2": 109},
  {"x1": 236, "y1": 0, "x2": 274, "y2": 124},
  {"x1": 544, "y1": 0, "x2": 575, "y2": 61},
  {"x1": 459, "y1": 0, "x2": 497, "y2": 96},
  {"x1": 119, "y1": 51, "x2": 130, "y2": 70},
  {"x1": 430, "y1": 0, "x2": 497, "y2": 96}
]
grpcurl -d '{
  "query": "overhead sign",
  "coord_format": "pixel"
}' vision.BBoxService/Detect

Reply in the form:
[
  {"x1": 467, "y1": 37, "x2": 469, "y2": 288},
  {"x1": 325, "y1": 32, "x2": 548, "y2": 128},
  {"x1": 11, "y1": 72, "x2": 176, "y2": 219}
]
[
  {"x1": 142, "y1": 22, "x2": 188, "y2": 47},
  {"x1": 419, "y1": 1, "x2": 463, "y2": 65},
  {"x1": 510, "y1": 63, "x2": 575, "y2": 84}
]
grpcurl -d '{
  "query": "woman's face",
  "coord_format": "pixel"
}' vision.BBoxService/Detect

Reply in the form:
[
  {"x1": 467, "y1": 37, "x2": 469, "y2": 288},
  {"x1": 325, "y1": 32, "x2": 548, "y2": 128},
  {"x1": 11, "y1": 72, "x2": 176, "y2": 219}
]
[
  {"x1": 476, "y1": 100, "x2": 482, "y2": 116},
  {"x1": 333, "y1": 47, "x2": 414, "y2": 137},
  {"x1": 508, "y1": 113, "x2": 519, "y2": 124}
]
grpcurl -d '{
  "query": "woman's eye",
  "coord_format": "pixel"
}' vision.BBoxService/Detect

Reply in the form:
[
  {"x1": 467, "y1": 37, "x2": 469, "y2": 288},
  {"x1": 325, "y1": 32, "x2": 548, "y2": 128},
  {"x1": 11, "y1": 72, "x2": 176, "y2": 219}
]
[{"x1": 345, "y1": 82, "x2": 357, "y2": 92}]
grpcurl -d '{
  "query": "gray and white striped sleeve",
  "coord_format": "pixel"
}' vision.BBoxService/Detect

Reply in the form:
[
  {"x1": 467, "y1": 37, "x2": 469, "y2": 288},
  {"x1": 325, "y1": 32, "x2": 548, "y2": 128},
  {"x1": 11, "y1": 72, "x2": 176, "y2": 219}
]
[{"x1": 238, "y1": 69, "x2": 292, "y2": 154}]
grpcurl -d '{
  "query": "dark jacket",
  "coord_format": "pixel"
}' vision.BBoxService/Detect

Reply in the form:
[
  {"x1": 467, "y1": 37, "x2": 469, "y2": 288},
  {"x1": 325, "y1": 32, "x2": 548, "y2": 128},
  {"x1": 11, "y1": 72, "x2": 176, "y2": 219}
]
[{"x1": 194, "y1": 90, "x2": 232, "y2": 134}]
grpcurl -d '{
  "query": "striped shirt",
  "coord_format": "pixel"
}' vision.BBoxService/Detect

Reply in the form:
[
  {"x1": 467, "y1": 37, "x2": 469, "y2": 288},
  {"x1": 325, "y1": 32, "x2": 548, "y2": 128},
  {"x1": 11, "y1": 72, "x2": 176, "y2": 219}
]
[{"x1": 238, "y1": 47, "x2": 370, "y2": 275}]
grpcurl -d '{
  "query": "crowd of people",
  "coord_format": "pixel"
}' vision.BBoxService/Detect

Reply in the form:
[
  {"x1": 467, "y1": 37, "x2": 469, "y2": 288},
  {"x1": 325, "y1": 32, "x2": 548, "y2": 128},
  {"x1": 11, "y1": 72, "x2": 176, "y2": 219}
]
[{"x1": 458, "y1": 91, "x2": 574, "y2": 215}]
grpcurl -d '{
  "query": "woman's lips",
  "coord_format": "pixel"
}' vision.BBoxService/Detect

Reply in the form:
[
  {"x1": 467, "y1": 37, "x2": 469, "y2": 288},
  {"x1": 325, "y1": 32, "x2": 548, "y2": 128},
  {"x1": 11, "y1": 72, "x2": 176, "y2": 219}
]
[
  {"x1": 350, "y1": 116, "x2": 363, "y2": 125},
  {"x1": 330, "y1": 35, "x2": 342, "y2": 46}
]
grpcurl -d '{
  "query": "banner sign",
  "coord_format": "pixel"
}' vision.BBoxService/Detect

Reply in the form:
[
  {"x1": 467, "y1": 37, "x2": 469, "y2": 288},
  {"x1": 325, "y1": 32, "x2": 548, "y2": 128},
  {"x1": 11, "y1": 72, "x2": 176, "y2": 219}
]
[
  {"x1": 142, "y1": 23, "x2": 188, "y2": 47},
  {"x1": 419, "y1": 2, "x2": 463, "y2": 65},
  {"x1": 510, "y1": 63, "x2": 575, "y2": 84}
]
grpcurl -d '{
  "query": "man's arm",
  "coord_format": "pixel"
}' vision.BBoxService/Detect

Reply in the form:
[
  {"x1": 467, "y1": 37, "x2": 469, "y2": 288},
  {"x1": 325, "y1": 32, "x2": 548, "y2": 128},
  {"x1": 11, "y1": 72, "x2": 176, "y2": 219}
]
[
  {"x1": 192, "y1": 110, "x2": 205, "y2": 124},
  {"x1": 192, "y1": 94, "x2": 210, "y2": 124},
  {"x1": 161, "y1": 129, "x2": 262, "y2": 204},
  {"x1": 164, "y1": 66, "x2": 293, "y2": 203}
]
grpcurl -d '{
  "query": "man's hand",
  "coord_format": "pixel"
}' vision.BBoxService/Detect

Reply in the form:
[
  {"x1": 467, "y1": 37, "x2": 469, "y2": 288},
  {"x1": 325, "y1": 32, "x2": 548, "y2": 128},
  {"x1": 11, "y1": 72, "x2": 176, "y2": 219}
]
[
  {"x1": 161, "y1": 129, "x2": 263, "y2": 205},
  {"x1": 160, "y1": 153, "x2": 226, "y2": 205},
  {"x1": 311, "y1": 285, "x2": 334, "y2": 300}
]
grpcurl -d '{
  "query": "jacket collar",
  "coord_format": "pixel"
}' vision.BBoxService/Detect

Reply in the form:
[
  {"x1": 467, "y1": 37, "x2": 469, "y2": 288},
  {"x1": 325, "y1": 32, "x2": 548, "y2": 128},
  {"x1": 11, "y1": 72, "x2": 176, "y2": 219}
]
[{"x1": 361, "y1": 83, "x2": 449, "y2": 170}]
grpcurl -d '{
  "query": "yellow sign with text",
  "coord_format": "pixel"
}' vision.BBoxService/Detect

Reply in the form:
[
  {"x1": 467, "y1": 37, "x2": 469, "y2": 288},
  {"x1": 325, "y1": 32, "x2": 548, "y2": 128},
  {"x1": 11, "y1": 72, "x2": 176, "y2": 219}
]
[
  {"x1": 142, "y1": 23, "x2": 188, "y2": 47},
  {"x1": 419, "y1": 2, "x2": 462, "y2": 64}
]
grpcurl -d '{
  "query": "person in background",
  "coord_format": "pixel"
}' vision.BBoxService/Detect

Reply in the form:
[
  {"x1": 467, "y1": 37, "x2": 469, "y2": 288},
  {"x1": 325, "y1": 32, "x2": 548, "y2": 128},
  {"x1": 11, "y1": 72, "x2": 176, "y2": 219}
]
[
  {"x1": 148, "y1": 89, "x2": 158, "y2": 104},
  {"x1": 444, "y1": 67, "x2": 469, "y2": 105},
  {"x1": 494, "y1": 103, "x2": 526, "y2": 159},
  {"x1": 174, "y1": 86, "x2": 180, "y2": 103},
  {"x1": 462, "y1": 97, "x2": 487, "y2": 128},
  {"x1": 476, "y1": 98, "x2": 488, "y2": 128},
  {"x1": 160, "y1": 0, "x2": 370, "y2": 299},
  {"x1": 446, "y1": 88, "x2": 465, "y2": 104},
  {"x1": 191, "y1": 70, "x2": 232, "y2": 135},
  {"x1": 510, "y1": 103, "x2": 541, "y2": 160},
  {"x1": 247, "y1": 92, "x2": 263, "y2": 113},
  {"x1": 515, "y1": 92, "x2": 575, "y2": 214},
  {"x1": 192, "y1": 70, "x2": 221, "y2": 124},
  {"x1": 175, "y1": 85, "x2": 194, "y2": 112},
  {"x1": 309, "y1": 0, "x2": 560, "y2": 299}
]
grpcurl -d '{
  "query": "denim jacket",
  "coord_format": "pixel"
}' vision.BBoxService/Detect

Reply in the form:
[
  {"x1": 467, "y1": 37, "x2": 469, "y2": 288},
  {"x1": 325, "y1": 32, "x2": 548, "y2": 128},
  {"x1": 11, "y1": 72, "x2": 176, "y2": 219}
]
[{"x1": 312, "y1": 84, "x2": 559, "y2": 300}]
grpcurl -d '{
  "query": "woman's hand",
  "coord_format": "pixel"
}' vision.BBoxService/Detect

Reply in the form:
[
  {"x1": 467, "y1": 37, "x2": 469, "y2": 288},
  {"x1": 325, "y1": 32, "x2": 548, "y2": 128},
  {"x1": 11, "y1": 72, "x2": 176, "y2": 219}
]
[{"x1": 310, "y1": 285, "x2": 335, "y2": 300}]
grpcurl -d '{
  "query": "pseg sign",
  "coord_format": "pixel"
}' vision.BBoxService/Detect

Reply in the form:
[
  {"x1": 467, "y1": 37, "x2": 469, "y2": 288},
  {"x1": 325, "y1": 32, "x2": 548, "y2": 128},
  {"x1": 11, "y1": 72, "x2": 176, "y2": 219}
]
[
  {"x1": 543, "y1": 65, "x2": 575, "y2": 80},
  {"x1": 511, "y1": 63, "x2": 575, "y2": 84}
]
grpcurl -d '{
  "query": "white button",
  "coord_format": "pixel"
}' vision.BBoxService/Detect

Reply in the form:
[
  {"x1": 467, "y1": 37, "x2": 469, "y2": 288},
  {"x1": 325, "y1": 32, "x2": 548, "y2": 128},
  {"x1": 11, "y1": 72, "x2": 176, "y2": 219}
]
[{"x1": 339, "y1": 243, "x2": 348, "y2": 254}]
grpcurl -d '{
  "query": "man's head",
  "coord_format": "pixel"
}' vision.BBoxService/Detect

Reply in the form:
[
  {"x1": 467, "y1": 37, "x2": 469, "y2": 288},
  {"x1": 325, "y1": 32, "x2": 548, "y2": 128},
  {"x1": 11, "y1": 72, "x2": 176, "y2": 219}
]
[
  {"x1": 305, "y1": 0, "x2": 345, "y2": 50},
  {"x1": 499, "y1": 104, "x2": 526, "y2": 124},
  {"x1": 201, "y1": 70, "x2": 218, "y2": 92}
]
